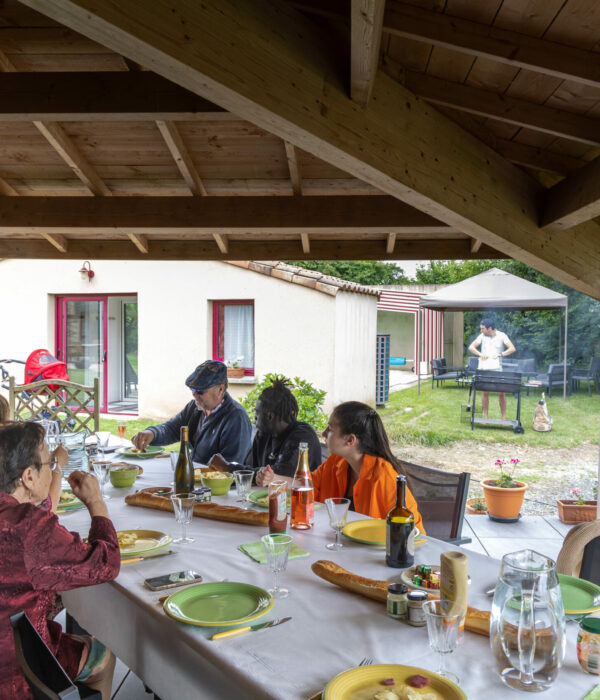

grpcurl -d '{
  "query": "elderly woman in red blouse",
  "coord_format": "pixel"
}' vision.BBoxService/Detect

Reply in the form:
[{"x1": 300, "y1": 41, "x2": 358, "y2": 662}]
[{"x1": 0, "y1": 422, "x2": 121, "y2": 699}]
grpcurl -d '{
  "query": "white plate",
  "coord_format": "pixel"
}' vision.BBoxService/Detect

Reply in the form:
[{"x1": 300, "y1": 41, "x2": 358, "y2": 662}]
[{"x1": 86, "y1": 435, "x2": 132, "y2": 452}]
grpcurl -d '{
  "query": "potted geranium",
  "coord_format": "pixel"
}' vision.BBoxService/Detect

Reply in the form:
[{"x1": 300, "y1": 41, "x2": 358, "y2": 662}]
[
  {"x1": 226, "y1": 356, "x2": 245, "y2": 378},
  {"x1": 481, "y1": 458, "x2": 528, "y2": 522},
  {"x1": 557, "y1": 486, "x2": 598, "y2": 524}
]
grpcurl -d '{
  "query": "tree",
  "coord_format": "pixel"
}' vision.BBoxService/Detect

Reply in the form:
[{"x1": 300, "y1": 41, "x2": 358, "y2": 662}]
[
  {"x1": 415, "y1": 260, "x2": 600, "y2": 367},
  {"x1": 286, "y1": 260, "x2": 410, "y2": 285}
]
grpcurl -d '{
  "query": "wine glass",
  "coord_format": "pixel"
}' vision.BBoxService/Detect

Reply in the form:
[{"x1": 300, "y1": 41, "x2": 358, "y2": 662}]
[
  {"x1": 422, "y1": 599, "x2": 461, "y2": 683},
  {"x1": 95, "y1": 431, "x2": 111, "y2": 458},
  {"x1": 92, "y1": 459, "x2": 111, "y2": 500},
  {"x1": 325, "y1": 497, "x2": 350, "y2": 550},
  {"x1": 233, "y1": 469, "x2": 253, "y2": 508},
  {"x1": 171, "y1": 492, "x2": 195, "y2": 544},
  {"x1": 261, "y1": 533, "x2": 292, "y2": 599}
]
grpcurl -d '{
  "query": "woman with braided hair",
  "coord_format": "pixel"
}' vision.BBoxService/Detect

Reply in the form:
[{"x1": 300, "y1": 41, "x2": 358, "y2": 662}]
[{"x1": 311, "y1": 401, "x2": 424, "y2": 531}]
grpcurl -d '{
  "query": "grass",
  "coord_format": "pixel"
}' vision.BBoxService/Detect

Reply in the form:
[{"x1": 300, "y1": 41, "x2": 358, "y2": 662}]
[
  {"x1": 378, "y1": 383, "x2": 600, "y2": 448},
  {"x1": 98, "y1": 417, "x2": 179, "y2": 451}
]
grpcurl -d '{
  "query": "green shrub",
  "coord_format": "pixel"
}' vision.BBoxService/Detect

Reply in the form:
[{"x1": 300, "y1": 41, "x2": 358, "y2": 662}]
[{"x1": 241, "y1": 373, "x2": 328, "y2": 433}]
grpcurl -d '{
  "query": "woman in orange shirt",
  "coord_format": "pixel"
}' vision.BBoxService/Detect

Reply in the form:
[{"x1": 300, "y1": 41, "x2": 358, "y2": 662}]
[{"x1": 312, "y1": 401, "x2": 424, "y2": 533}]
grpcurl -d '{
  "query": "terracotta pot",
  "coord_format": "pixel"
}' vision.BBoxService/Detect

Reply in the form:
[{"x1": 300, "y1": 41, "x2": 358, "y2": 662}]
[
  {"x1": 226, "y1": 367, "x2": 245, "y2": 378},
  {"x1": 466, "y1": 497, "x2": 487, "y2": 515},
  {"x1": 481, "y1": 479, "x2": 528, "y2": 520},
  {"x1": 556, "y1": 499, "x2": 597, "y2": 524}
]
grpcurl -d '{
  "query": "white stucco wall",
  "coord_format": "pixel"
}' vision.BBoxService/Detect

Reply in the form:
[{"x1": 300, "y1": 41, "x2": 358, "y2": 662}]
[{"x1": 0, "y1": 259, "x2": 376, "y2": 418}]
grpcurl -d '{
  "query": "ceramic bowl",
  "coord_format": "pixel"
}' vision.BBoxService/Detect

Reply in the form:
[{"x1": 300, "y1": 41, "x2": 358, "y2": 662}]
[
  {"x1": 201, "y1": 472, "x2": 233, "y2": 496},
  {"x1": 109, "y1": 466, "x2": 138, "y2": 488}
]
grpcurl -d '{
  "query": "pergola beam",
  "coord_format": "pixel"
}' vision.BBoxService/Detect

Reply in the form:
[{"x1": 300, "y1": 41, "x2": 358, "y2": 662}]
[
  {"x1": 41, "y1": 233, "x2": 68, "y2": 252},
  {"x1": 284, "y1": 141, "x2": 302, "y2": 196},
  {"x1": 128, "y1": 233, "x2": 149, "y2": 253},
  {"x1": 350, "y1": 0, "x2": 385, "y2": 106},
  {"x1": 156, "y1": 120, "x2": 207, "y2": 196},
  {"x1": 541, "y1": 158, "x2": 600, "y2": 231}
]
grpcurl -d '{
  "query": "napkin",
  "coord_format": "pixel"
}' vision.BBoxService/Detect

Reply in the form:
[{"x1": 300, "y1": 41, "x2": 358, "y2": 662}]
[{"x1": 238, "y1": 540, "x2": 309, "y2": 564}]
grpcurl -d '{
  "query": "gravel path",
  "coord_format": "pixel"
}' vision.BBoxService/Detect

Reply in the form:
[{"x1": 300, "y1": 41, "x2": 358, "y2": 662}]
[{"x1": 391, "y1": 440, "x2": 599, "y2": 515}]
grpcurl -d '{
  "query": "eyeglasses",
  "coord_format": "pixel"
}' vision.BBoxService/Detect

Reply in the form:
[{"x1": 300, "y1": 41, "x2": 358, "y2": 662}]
[
  {"x1": 41, "y1": 458, "x2": 59, "y2": 472},
  {"x1": 190, "y1": 388, "x2": 206, "y2": 396}
]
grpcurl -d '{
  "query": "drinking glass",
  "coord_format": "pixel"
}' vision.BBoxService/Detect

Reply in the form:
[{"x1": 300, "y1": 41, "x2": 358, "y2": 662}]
[
  {"x1": 422, "y1": 599, "x2": 461, "y2": 683},
  {"x1": 171, "y1": 492, "x2": 195, "y2": 544},
  {"x1": 233, "y1": 469, "x2": 253, "y2": 507},
  {"x1": 92, "y1": 459, "x2": 111, "y2": 500},
  {"x1": 117, "y1": 420, "x2": 127, "y2": 440},
  {"x1": 325, "y1": 497, "x2": 350, "y2": 550},
  {"x1": 40, "y1": 419, "x2": 60, "y2": 449},
  {"x1": 261, "y1": 533, "x2": 292, "y2": 599},
  {"x1": 95, "y1": 431, "x2": 111, "y2": 458}
]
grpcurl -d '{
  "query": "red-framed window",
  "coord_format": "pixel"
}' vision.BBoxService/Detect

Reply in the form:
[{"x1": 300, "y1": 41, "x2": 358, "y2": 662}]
[{"x1": 212, "y1": 300, "x2": 255, "y2": 375}]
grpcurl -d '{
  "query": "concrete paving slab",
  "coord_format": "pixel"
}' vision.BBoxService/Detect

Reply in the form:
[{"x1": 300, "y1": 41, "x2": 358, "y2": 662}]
[
  {"x1": 465, "y1": 514, "x2": 559, "y2": 539},
  {"x1": 113, "y1": 669, "x2": 148, "y2": 700},
  {"x1": 544, "y1": 516, "x2": 577, "y2": 538},
  {"x1": 459, "y1": 539, "x2": 489, "y2": 556},
  {"x1": 480, "y1": 537, "x2": 564, "y2": 562}
]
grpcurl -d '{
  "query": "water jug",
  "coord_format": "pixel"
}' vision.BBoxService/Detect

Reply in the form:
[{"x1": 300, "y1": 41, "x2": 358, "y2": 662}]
[
  {"x1": 55, "y1": 429, "x2": 89, "y2": 475},
  {"x1": 490, "y1": 549, "x2": 565, "y2": 692}
]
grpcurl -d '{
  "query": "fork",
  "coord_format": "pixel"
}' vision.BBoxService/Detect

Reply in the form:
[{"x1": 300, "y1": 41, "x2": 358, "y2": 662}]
[{"x1": 358, "y1": 657, "x2": 373, "y2": 666}]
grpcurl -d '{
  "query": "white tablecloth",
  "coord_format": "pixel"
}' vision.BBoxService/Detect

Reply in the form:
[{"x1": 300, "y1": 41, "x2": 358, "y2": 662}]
[{"x1": 60, "y1": 458, "x2": 595, "y2": 700}]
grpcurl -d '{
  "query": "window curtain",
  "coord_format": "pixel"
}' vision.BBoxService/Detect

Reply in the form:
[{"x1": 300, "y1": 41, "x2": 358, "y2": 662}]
[{"x1": 224, "y1": 305, "x2": 254, "y2": 368}]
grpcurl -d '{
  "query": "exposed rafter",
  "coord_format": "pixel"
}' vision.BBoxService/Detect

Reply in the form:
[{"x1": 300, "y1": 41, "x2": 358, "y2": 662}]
[
  {"x1": 156, "y1": 120, "x2": 207, "y2": 196},
  {"x1": 213, "y1": 233, "x2": 229, "y2": 254},
  {"x1": 41, "y1": 233, "x2": 68, "y2": 253},
  {"x1": 350, "y1": 0, "x2": 385, "y2": 106},
  {"x1": 284, "y1": 141, "x2": 302, "y2": 196},
  {"x1": 541, "y1": 158, "x2": 600, "y2": 231},
  {"x1": 0, "y1": 49, "x2": 17, "y2": 72},
  {"x1": 470, "y1": 238, "x2": 482, "y2": 254},
  {"x1": 128, "y1": 233, "x2": 149, "y2": 253},
  {"x1": 386, "y1": 232, "x2": 396, "y2": 254},
  {"x1": 300, "y1": 232, "x2": 310, "y2": 253},
  {"x1": 0, "y1": 178, "x2": 18, "y2": 196}
]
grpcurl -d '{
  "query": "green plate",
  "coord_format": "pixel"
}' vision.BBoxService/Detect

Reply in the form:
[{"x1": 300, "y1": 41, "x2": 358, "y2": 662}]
[
  {"x1": 117, "y1": 446, "x2": 164, "y2": 459},
  {"x1": 57, "y1": 490, "x2": 86, "y2": 514},
  {"x1": 117, "y1": 529, "x2": 172, "y2": 558},
  {"x1": 558, "y1": 574, "x2": 600, "y2": 616},
  {"x1": 163, "y1": 582, "x2": 274, "y2": 627}
]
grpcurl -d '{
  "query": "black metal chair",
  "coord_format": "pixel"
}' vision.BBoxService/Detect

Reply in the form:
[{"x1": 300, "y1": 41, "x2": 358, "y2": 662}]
[
  {"x1": 430, "y1": 358, "x2": 464, "y2": 388},
  {"x1": 572, "y1": 357, "x2": 600, "y2": 395},
  {"x1": 534, "y1": 363, "x2": 573, "y2": 398},
  {"x1": 400, "y1": 460, "x2": 471, "y2": 545},
  {"x1": 10, "y1": 611, "x2": 100, "y2": 700}
]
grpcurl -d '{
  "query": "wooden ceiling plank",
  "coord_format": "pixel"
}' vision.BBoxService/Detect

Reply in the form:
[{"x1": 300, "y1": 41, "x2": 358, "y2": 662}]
[
  {"x1": 213, "y1": 232, "x2": 228, "y2": 254},
  {"x1": 156, "y1": 120, "x2": 207, "y2": 196},
  {"x1": 16, "y1": 0, "x2": 600, "y2": 297},
  {"x1": 383, "y1": 1, "x2": 600, "y2": 89},
  {"x1": 351, "y1": 0, "x2": 385, "y2": 106},
  {"x1": 41, "y1": 232, "x2": 67, "y2": 252},
  {"x1": 386, "y1": 232, "x2": 396, "y2": 254},
  {"x1": 128, "y1": 232, "x2": 148, "y2": 253},
  {"x1": 404, "y1": 72, "x2": 600, "y2": 146},
  {"x1": 33, "y1": 121, "x2": 112, "y2": 196},
  {"x1": 300, "y1": 232, "x2": 310, "y2": 253},
  {"x1": 541, "y1": 157, "x2": 600, "y2": 230},
  {"x1": 284, "y1": 141, "x2": 302, "y2": 195}
]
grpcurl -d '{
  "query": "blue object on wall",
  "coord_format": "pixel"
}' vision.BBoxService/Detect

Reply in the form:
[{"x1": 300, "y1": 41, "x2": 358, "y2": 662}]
[
  {"x1": 390, "y1": 356, "x2": 406, "y2": 366},
  {"x1": 376, "y1": 334, "x2": 390, "y2": 406}
]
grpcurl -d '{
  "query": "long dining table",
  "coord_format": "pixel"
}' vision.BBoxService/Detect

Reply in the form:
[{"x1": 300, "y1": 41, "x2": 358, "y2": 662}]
[{"x1": 60, "y1": 455, "x2": 596, "y2": 700}]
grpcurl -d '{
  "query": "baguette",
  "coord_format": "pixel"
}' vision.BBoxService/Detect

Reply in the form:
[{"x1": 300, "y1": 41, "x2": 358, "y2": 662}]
[
  {"x1": 311, "y1": 560, "x2": 491, "y2": 637},
  {"x1": 125, "y1": 487, "x2": 268, "y2": 526}
]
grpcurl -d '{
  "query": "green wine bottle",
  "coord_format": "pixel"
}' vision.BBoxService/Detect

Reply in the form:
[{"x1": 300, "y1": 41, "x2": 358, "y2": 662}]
[
  {"x1": 386, "y1": 475, "x2": 415, "y2": 568},
  {"x1": 174, "y1": 425, "x2": 194, "y2": 493}
]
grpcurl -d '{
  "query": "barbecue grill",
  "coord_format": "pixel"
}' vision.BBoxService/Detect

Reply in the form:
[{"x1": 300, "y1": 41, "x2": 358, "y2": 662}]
[{"x1": 470, "y1": 370, "x2": 524, "y2": 433}]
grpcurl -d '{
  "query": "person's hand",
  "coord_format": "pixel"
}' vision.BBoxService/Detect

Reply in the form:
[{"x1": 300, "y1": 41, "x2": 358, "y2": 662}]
[
  {"x1": 67, "y1": 470, "x2": 103, "y2": 506},
  {"x1": 481, "y1": 354, "x2": 488, "y2": 360},
  {"x1": 52, "y1": 444, "x2": 69, "y2": 469},
  {"x1": 208, "y1": 453, "x2": 230, "y2": 473},
  {"x1": 256, "y1": 465, "x2": 275, "y2": 487},
  {"x1": 131, "y1": 430, "x2": 154, "y2": 452}
]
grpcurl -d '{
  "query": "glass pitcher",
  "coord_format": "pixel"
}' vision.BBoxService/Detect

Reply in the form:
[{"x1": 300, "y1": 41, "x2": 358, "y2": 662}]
[
  {"x1": 55, "y1": 429, "x2": 89, "y2": 476},
  {"x1": 490, "y1": 549, "x2": 565, "y2": 692}
]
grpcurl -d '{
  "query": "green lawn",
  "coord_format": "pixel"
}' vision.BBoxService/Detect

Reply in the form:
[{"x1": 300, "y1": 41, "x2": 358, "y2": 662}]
[
  {"x1": 379, "y1": 383, "x2": 599, "y2": 448},
  {"x1": 98, "y1": 417, "x2": 179, "y2": 451}
]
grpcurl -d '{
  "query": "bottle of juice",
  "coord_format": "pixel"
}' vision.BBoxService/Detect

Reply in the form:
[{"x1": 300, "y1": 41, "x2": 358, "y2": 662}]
[{"x1": 290, "y1": 442, "x2": 314, "y2": 530}]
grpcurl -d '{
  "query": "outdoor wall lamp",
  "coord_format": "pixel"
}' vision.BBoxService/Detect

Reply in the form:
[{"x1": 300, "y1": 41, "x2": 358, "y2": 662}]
[{"x1": 79, "y1": 261, "x2": 95, "y2": 282}]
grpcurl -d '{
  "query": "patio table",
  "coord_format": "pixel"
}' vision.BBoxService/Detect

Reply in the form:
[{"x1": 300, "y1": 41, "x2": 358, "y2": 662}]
[{"x1": 60, "y1": 456, "x2": 594, "y2": 700}]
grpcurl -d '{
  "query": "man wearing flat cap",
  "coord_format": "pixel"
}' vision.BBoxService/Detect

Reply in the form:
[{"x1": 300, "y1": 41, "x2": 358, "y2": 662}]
[{"x1": 131, "y1": 360, "x2": 252, "y2": 464}]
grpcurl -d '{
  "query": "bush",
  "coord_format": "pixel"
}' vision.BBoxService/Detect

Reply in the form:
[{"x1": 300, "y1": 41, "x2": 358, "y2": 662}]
[{"x1": 241, "y1": 373, "x2": 328, "y2": 433}]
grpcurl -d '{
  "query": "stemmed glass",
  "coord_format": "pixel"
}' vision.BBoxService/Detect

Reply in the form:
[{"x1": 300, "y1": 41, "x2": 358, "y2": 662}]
[
  {"x1": 325, "y1": 497, "x2": 350, "y2": 550},
  {"x1": 261, "y1": 533, "x2": 292, "y2": 599},
  {"x1": 233, "y1": 470, "x2": 253, "y2": 508},
  {"x1": 92, "y1": 459, "x2": 111, "y2": 500},
  {"x1": 422, "y1": 599, "x2": 461, "y2": 683},
  {"x1": 95, "y1": 431, "x2": 111, "y2": 458},
  {"x1": 171, "y1": 492, "x2": 195, "y2": 544}
]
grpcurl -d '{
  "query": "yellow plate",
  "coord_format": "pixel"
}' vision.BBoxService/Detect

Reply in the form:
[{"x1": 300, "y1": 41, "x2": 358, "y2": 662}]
[
  {"x1": 342, "y1": 519, "x2": 387, "y2": 545},
  {"x1": 323, "y1": 664, "x2": 466, "y2": 699},
  {"x1": 117, "y1": 529, "x2": 172, "y2": 558}
]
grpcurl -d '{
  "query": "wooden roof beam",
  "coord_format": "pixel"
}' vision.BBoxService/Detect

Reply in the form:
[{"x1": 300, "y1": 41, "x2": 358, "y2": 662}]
[
  {"x1": 20, "y1": 0, "x2": 600, "y2": 298},
  {"x1": 128, "y1": 233, "x2": 149, "y2": 253},
  {"x1": 541, "y1": 158, "x2": 600, "y2": 231},
  {"x1": 300, "y1": 232, "x2": 310, "y2": 253},
  {"x1": 404, "y1": 72, "x2": 600, "y2": 147},
  {"x1": 156, "y1": 120, "x2": 207, "y2": 196},
  {"x1": 41, "y1": 233, "x2": 68, "y2": 253},
  {"x1": 213, "y1": 233, "x2": 229, "y2": 254},
  {"x1": 386, "y1": 232, "x2": 396, "y2": 254},
  {"x1": 470, "y1": 238, "x2": 482, "y2": 254},
  {"x1": 0, "y1": 178, "x2": 18, "y2": 196},
  {"x1": 0, "y1": 72, "x2": 229, "y2": 122},
  {"x1": 0, "y1": 195, "x2": 456, "y2": 234},
  {"x1": 0, "y1": 49, "x2": 17, "y2": 72},
  {"x1": 351, "y1": 0, "x2": 385, "y2": 107},
  {"x1": 384, "y1": 1, "x2": 600, "y2": 90},
  {"x1": 33, "y1": 121, "x2": 112, "y2": 196},
  {"x1": 284, "y1": 141, "x2": 302, "y2": 195}
]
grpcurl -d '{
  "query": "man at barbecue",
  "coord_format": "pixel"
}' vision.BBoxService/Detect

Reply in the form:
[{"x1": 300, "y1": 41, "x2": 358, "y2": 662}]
[
  {"x1": 468, "y1": 318, "x2": 516, "y2": 421},
  {"x1": 131, "y1": 360, "x2": 252, "y2": 464}
]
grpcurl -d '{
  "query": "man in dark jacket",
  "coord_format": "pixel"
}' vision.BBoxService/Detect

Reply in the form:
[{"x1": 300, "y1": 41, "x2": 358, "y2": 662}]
[
  {"x1": 131, "y1": 360, "x2": 252, "y2": 464},
  {"x1": 251, "y1": 379, "x2": 321, "y2": 484}
]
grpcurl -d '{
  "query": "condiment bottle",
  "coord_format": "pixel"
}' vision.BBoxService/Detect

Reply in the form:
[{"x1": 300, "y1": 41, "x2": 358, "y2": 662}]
[
  {"x1": 577, "y1": 615, "x2": 600, "y2": 674},
  {"x1": 385, "y1": 475, "x2": 415, "y2": 568},
  {"x1": 174, "y1": 426, "x2": 194, "y2": 493},
  {"x1": 268, "y1": 479, "x2": 288, "y2": 533},
  {"x1": 440, "y1": 551, "x2": 469, "y2": 631},
  {"x1": 291, "y1": 443, "x2": 314, "y2": 530},
  {"x1": 407, "y1": 590, "x2": 428, "y2": 626},
  {"x1": 387, "y1": 583, "x2": 408, "y2": 620}
]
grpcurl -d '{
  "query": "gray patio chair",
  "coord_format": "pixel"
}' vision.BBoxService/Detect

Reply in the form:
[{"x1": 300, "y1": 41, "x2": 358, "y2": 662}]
[
  {"x1": 533, "y1": 363, "x2": 573, "y2": 398},
  {"x1": 400, "y1": 460, "x2": 471, "y2": 545},
  {"x1": 572, "y1": 357, "x2": 600, "y2": 395},
  {"x1": 430, "y1": 358, "x2": 464, "y2": 388}
]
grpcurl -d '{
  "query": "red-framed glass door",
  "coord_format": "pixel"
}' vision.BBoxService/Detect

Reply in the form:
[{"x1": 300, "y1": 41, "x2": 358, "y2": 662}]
[{"x1": 56, "y1": 296, "x2": 108, "y2": 413}]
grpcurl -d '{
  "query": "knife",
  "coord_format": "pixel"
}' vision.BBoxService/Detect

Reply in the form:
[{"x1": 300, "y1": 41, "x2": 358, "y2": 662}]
[
  {"x1": 121, "y1": 549, "x2": 174, "y2": 565},
  {"x1": 211, "y1": 616, "x2": 292, "y2": 640}
]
